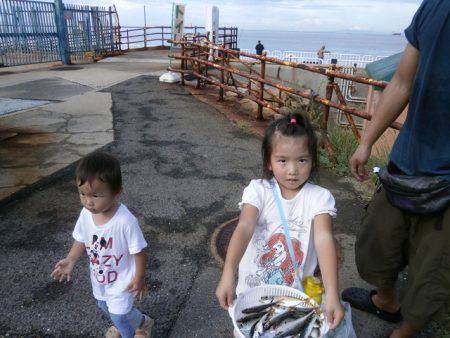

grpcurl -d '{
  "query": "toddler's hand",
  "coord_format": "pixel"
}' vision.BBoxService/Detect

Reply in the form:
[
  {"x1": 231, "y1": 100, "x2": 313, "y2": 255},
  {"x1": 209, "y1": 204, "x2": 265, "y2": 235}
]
[
  {"x1": 216, "y1": 273, "x2": 235, "y2": 310},
  {"x1": 325, "y1": 295, "x2": 345, "y2": 330},
  {"x1": 126, "y1": 276, "x2": 147, "y2": 300},
  {"x1": 51, "y1": 257, "x2": 76, "y2": 282}
]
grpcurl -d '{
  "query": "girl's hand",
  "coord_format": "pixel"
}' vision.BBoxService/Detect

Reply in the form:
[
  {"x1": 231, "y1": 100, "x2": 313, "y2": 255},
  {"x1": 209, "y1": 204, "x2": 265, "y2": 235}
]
[
  {"x1": 126, "y1": 276, "x2": 147, "y2": 300},
  {"x1": 216, "y1": 272, "x2": 235, "y2": 310},
  {"x1": 326, "y1": 295, "x2": 345, "y2": 330},
  {"x1": 51, "y1": 257, "x2": 76, "y2": 282}
]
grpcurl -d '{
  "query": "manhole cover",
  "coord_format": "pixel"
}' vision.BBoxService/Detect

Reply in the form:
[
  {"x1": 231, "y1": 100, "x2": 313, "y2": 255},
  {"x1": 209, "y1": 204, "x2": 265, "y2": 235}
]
[
  {"x1": 51, "y1": 66, "x2": 83, "y2": 71},
  {"x1": 211, "y1": 217, "x2": 238, "y2": 264}
]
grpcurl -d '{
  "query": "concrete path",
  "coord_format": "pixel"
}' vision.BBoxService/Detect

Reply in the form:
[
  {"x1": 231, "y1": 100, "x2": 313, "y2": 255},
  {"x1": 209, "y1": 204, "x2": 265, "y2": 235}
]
[{"x1": 0, "y1": 50, "x2": 169, "y2": 201}]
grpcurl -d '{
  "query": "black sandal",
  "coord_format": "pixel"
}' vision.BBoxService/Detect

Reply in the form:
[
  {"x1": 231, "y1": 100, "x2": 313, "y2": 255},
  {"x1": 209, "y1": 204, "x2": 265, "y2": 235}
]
[{"x1": 342, "y1": 288, "x2": 403, "y2": 323}]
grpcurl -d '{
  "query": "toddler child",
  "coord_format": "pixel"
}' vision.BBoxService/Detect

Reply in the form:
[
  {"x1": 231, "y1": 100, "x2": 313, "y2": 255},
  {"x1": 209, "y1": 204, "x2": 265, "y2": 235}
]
[{"x1": 51, "y1": 152, "x2": 153, "y2": 338}]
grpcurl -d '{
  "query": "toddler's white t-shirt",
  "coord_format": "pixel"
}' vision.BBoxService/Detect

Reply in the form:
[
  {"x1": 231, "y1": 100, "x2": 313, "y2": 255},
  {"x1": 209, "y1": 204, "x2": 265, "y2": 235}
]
[
  {"x1": 73, "y1": 204, "x2": 147, "y2": 314},
  {"x1": 236, "y1": 179, "x2": 336, "y2": 295}
]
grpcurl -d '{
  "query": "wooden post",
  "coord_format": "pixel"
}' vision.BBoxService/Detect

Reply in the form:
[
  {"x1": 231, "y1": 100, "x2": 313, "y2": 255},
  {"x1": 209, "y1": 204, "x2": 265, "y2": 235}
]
[
  {"x1": 161, "y1": 26, "x2": 164, "y2": 46},
  {"x1": 257, "y1": 52, "x2": 267, "y2": 121},
  {"x1": 219, "y1": 44, "x2": 225, "y2": 101},
  {"x1": 126, "y1": 29, "x2": 129, "y2": 50}
]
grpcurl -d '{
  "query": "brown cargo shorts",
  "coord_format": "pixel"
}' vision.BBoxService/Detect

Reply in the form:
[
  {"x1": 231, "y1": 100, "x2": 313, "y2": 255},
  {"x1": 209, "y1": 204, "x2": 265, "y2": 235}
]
[{"x1": 355, "y1": 187, "x2": 450, "y2": 328}]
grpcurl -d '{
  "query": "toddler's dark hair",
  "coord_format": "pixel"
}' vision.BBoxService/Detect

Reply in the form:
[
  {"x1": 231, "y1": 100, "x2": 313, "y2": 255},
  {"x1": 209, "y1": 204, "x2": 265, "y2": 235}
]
[
  {"x1": 75, "y1": 152, "x2": 122, "y2": 193},
  {"x1": 262, "y1": 113, "x2": 318, "y2": 180}
]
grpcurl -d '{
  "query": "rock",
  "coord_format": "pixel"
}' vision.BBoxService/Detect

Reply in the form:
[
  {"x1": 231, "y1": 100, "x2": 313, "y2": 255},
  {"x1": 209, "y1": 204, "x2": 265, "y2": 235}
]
[
  {"x1": 239, "y1": 98, "x2": 259, "y2": 113},
  {"x1": 262, "y1": 107, "x2": 277, "y2": 119},
  {"x1": 225, "y1": 91, "x2": 239, "y2": 98}
]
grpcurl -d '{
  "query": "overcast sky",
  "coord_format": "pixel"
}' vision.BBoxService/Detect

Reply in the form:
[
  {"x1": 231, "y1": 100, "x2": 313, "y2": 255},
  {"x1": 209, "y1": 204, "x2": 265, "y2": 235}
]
[{"x1": 79, "y1": 0, "x2": 422, "y2": 33}]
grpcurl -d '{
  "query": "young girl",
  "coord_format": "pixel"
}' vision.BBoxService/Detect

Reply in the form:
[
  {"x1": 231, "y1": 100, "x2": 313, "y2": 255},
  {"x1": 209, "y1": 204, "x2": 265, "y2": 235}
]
[{"x1": 216, "y1": 113, "x2": 344, "y2": 331}]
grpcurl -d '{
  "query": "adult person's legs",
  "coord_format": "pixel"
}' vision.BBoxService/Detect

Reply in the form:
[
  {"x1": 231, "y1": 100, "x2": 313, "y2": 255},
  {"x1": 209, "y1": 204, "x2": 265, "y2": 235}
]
[{"x1": 343, "y1": 188, "x2": 450, "y2": 337}]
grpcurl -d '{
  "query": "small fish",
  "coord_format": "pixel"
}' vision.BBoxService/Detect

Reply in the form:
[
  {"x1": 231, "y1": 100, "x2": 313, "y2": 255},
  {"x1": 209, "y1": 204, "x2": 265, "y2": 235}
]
[
  {"x1": 243, "y1": 301, "x2": 278, "y2": 314},
  {"x1": 251, "y1": 312, "x2": 271, "y2": 338},
  {"x1": 273, "y1": 311, "x2": 315, "y2": 338},
  {"x1": 298, "y1": 314, "x2": 320, "y2": 338},
  {"x1": 273, "y1": 296, "x2": 316, "y2": 310},
  {"x1": 239, "y1": 317, "x2": 262, "y2": 338},
  {"x1": 237, "y1": 310, "x2": 270, "y2": 324},
  {"x1": 263, "y1": 307, "x2": 306, "y2": 330}
]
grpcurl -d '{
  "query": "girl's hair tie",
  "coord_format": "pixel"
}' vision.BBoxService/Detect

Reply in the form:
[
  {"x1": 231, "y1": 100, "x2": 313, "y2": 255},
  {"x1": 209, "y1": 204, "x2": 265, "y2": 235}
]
[{"x1": 289, "y1": 117, "x2": 297, "y2": 125}]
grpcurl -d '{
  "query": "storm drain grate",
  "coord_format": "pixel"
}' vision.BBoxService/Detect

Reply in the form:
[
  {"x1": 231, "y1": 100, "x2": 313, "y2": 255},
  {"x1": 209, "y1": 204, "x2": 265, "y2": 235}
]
[{"x1": 211, "y1": 217, "x2": 238, "y2": 264}]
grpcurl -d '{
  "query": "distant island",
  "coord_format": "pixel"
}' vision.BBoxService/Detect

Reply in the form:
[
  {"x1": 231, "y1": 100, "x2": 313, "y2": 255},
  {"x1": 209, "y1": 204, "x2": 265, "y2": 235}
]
[{"x1": 392, "y1": 33, "x2": 401, "y2": 36}]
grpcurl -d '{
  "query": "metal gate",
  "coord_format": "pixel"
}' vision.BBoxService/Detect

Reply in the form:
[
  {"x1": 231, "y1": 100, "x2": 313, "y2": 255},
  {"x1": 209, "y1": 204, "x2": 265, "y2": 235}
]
[
  {"x1": 64, "y1": 4, "x2": 116, "y2": 62},
  {"x1": 0, "y1": 0, "x2": 59, "y2": 66},
  {"x1": 0, "y1": 0, "x2": 118, "y2": 67}
]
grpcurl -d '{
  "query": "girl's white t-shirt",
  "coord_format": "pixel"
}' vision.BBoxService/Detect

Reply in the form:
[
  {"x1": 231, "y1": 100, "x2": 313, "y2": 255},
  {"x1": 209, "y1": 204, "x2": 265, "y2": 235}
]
[
  {"x1": 72, "y1": 204, "x2": 147, "y2": 315},
  {"x1": 236, "y1": 179, "x2": 336, "y2": 295}
]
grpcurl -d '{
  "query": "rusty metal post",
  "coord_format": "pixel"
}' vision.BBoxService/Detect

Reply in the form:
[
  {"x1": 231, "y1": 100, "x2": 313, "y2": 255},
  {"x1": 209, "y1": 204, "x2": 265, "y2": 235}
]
[
  {"x1": 219, "y1": 44, "x2": 225, "y2": 101},
  {"x1": 196, "y1": 44, "x2": 201, "y2": 89},
  {"x1": 161, "y1": 26, "x2": 164, "y2": 46},
  {"x1": 126, "y1": 29, "x2": 130, "y2": 50},
  {"x1": 257, "y1": 52, "x2": 267, "y2": 121},
  {"x1": 321, "y1": 65, "x2": 335, "y2": 132},
  {"x1": 204, "y1": 33, "x2": 210, "y2": 78},
  {"x1": 278, "y1": 89, "x2": 283, "y2": 108},
  {"x1": 332, "y1": 82, "x2": 360, "y2": 139},
  {"x1": 181, "y1": 39, "x2": 185, "y2": 86},
  {"x1": 321, "y1": 64, "x2": 337, "y2": 164}
]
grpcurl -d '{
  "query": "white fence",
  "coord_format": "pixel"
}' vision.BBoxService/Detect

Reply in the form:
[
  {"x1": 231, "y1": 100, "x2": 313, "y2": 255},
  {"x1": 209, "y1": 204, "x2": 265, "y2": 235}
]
[{"x1": 240, "y1": 49, "x2": 386, "y2": 68}]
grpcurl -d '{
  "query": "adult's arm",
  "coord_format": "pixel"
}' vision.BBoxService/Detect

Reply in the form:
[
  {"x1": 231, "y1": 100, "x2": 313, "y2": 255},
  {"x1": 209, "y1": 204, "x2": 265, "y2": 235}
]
[{"x1": 350, "y1": 44, "x2": 420, "y2": 181}]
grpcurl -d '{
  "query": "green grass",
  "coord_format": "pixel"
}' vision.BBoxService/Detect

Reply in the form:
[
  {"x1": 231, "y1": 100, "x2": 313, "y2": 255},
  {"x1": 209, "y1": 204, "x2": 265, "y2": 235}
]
[
  {"x1": 234, "y1": 120, "x2": 251, "y2": 132},
  {"x1": 319, "y1": 125, "x2": 389, "y2": 183}
]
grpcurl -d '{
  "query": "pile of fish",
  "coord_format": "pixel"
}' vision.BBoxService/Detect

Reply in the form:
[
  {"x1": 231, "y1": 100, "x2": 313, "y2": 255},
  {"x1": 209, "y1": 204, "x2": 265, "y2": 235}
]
[{"x1": 236, "y1": 296, "x2": 322, "y2": 338}]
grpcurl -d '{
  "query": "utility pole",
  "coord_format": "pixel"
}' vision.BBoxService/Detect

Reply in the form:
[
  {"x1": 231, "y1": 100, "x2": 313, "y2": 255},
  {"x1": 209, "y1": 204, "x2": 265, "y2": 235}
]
[{"x1": 144, "y1": 5, "x2": 146, "y2": 27}]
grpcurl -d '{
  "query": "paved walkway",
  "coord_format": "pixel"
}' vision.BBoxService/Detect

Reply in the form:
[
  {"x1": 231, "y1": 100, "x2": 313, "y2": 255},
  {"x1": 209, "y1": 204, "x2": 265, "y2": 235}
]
[
  {"x1": 0, "y1": 51, "x2": 435, "y2": 337},
  {"x1": 0, "y1": 50, "x2": 169, "y2": 201}
]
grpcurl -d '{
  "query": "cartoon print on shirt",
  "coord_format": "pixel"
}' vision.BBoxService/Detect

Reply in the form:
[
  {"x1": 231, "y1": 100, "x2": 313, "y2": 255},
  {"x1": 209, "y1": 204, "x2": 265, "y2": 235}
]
[
  {"x1": 259, "y1": 233, "x2": 303, "y2": 286},
  {"x1": 87, "y1": 234, "x2": 123, "y2": 285},
  {"x1": 245, "y1": 232, "x2": 304, "y2": 288}
]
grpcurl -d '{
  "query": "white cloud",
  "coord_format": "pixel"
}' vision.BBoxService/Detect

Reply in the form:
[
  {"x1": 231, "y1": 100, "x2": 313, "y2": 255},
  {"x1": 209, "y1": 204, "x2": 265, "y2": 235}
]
[{"x1": 72, "y1": 0, "x2": 422, "y2": 33}]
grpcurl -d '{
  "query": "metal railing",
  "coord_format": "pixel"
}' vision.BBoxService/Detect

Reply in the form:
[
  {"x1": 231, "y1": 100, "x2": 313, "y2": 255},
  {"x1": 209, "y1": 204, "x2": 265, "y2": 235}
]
[
  {"x1": 119, "y1": 25, "x2": 238, "y2": 51},
  {"x1": 168, "y1": 39, "x2": 401, "y2": 164},
  {"x1": 240, "y1": 49, "x2": 386, "y2": 68}
]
